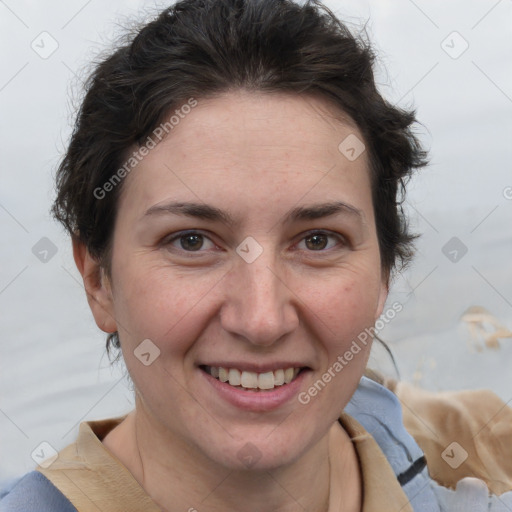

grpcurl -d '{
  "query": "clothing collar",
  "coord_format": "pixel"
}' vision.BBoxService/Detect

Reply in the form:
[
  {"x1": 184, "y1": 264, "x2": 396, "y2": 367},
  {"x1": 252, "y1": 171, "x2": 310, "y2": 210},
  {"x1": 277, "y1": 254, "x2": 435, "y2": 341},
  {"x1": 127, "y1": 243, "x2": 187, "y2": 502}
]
[{"x1": 37, "y1": 412, "x2": 412, "y2": 512}]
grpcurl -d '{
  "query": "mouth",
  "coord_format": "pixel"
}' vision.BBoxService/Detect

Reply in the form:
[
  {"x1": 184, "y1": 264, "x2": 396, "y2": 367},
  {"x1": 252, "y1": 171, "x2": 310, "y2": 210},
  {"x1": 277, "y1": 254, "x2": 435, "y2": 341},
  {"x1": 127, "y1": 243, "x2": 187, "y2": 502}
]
[{"x1": 200, "y1": 365, "x2": 307, "y2": 392}]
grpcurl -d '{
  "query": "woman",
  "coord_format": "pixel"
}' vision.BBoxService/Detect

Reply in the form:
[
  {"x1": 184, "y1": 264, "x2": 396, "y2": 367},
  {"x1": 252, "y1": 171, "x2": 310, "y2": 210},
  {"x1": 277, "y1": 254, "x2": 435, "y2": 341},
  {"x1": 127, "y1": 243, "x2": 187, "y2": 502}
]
[{"x1": 1, "y1": 0, "x2": 510, "y2": 510}]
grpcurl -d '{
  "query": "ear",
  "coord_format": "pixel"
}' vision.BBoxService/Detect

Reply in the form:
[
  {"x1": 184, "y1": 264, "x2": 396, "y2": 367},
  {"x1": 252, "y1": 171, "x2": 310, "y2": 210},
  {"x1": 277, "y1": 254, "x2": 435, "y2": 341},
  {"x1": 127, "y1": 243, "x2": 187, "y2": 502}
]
[{"x1": 72, "y1": 237, "x2": 117, "y2": 334}]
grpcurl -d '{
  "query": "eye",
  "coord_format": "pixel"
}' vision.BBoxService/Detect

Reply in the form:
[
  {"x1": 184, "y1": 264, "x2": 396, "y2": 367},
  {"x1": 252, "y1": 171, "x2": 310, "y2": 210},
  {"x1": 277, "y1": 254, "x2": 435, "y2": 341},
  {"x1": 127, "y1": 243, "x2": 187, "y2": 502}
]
[
  {"x1": 165, "y1": 231, "x2": 217, "y2": 252},
  {"x1": 296, "y1": 231, "x2": 345, "y2": 252},
  {"x1": 163, "y1": 229, "x2": 347, "y2": 255}
]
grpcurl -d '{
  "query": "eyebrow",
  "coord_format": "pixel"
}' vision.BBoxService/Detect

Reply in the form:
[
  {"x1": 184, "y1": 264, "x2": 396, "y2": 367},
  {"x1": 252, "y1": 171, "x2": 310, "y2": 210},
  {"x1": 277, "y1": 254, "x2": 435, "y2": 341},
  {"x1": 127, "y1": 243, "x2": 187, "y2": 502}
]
[{"x1": 142, "y1": 200, "x2": 364, "y2": 227}]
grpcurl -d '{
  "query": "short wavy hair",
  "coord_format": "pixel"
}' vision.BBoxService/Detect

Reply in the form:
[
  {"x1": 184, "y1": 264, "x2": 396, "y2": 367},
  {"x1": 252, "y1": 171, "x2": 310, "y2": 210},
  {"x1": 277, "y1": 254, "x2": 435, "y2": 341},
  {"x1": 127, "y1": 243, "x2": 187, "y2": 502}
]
[{"x1": 52, "y1": 0, "x2": 428, "y2": 358}]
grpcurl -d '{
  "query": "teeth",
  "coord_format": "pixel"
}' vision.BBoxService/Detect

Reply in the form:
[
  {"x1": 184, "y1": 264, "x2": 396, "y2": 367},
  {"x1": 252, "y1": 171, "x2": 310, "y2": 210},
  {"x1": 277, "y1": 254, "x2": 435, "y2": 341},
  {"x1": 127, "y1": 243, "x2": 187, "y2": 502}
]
[
  {"x1": 219, "y1": 367, "x2": 229, "y2": 383},
  {"x1": 284, "y1": 368, "x2": 295, "y2": 384},
  {"x1": 241, "y1": 371, "x2": 258, "y2": 389},
  {"x1": 258, "y1": 371, "x2": 275, "y2": 390},
  {"x1": 206, "y1": 366, "x2": 301, "y2": 390},
  {"x1": 228, "y1": 368, "x2": 241, "y2": 386},
  {"x1": 274, "y1": 369, "x2": 285, "y2": 386}
]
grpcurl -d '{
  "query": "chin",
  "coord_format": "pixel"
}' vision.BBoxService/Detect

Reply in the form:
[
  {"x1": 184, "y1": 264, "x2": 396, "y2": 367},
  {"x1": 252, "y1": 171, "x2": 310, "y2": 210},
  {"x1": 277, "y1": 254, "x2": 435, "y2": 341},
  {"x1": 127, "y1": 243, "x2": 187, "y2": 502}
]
[{"x1": 200, "y1": 426, "x2": 317, "y2": 472}]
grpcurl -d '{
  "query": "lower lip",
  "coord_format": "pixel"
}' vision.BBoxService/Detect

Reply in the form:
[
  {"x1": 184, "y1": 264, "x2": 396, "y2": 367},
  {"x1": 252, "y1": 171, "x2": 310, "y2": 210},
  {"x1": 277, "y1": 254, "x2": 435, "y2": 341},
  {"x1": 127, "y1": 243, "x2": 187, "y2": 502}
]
[{"x1": 199, "y1": 368, "x2": 309, "y2": 412}]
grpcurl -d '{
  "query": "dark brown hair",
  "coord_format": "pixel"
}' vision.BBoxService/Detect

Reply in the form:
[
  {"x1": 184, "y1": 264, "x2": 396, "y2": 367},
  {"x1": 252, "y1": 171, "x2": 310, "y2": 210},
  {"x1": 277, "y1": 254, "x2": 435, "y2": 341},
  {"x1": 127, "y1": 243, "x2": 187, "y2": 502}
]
[{"x1": 52, "y1": 0, "x2": 427, "y2": 358}]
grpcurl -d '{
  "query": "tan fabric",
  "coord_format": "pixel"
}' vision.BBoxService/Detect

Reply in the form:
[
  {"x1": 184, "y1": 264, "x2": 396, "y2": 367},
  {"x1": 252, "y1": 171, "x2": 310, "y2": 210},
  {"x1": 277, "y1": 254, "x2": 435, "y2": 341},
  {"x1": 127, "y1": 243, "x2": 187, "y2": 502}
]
[
  {"x1": 36, "y1": 413, "x2": 411, "y2": 512},
  {"x1": 37, "y1": 417, "x2": 161, "y2": 512},
  {"x1": 387, "y1": 379, "x2": 512, "y2": 495},
  {"x1": 338, "y1": 412, "x2": 414, "y2": 512}
]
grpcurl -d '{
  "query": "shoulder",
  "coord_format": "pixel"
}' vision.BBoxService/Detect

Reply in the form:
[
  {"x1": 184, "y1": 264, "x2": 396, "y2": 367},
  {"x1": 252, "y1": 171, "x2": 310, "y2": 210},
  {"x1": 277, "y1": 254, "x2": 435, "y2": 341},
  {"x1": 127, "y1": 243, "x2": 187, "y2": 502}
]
[
  {"x1": 350, "y1": 374, "x2": 512, "y2": 509},
  {"x1": 0, "y1": 471, "x2": 76, "y2": 512},
  {"x1": 387, "y1": 377, "x2": 512, "y2": 495},
  {"x1": 346, "y1": 375, "x2": 442, "y2": 511}
]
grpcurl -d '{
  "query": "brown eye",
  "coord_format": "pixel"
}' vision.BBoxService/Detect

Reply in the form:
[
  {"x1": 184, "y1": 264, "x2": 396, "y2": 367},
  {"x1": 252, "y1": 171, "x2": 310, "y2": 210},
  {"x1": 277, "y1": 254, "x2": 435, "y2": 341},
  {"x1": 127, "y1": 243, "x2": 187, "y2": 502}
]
[
  {"x1": 305, "y1": 234, "x2": 329, "y2": 250},
  {"x1": 298, "y1": 231, "x2": 343, "y2": 252},
  {"x1": 180, "y1": 234, "x2": 205, "y2": 251},
  {"x1": 165, "y1": 231, "x2": 217, "y2": 252}
]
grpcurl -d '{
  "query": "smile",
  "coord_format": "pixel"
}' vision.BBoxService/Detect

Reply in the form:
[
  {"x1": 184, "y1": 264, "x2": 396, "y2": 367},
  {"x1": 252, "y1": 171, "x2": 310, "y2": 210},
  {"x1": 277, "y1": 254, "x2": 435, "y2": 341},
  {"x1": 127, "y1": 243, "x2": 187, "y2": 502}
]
[{"x1": 201, "y1": 365, "x2": 303, "y2": 391}]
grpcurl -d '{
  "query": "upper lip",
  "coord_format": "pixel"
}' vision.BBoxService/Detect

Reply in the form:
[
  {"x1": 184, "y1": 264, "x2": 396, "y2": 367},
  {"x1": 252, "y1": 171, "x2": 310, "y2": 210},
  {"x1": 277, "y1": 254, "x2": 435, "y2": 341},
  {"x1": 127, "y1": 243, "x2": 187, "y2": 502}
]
[{"x1": 199, "y1": 362, "x2": 310, "y2": 373}]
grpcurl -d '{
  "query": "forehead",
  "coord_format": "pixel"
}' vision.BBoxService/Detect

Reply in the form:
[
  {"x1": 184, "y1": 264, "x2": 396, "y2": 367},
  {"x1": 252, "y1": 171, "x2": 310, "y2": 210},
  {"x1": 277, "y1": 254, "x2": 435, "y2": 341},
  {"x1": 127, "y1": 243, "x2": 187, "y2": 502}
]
[{"x1": 117, "y1": 90, "x2": 372, "y2": 222}]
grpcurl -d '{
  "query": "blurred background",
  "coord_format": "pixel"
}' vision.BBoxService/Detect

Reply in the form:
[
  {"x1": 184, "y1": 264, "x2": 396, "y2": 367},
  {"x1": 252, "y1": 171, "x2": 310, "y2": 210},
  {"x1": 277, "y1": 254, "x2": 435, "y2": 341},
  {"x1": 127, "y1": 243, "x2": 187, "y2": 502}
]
[{"x1": 1, "y1": 0, "x2": 511, "y2": 484}]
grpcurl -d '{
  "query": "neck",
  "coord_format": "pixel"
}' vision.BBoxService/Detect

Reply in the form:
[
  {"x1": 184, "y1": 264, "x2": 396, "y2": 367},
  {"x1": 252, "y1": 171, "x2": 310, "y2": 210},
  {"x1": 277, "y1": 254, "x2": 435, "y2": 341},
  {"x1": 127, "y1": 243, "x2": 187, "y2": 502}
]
[{"x1": 102, "y1": 404, "x2": 361, "y2": 512}]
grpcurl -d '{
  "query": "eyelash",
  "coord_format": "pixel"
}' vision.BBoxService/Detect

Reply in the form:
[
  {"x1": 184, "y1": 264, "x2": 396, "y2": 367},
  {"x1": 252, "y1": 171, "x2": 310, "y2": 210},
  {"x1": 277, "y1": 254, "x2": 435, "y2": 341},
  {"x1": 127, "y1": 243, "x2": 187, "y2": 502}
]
[{"x1": 163, "y1": 230, "x2": 348, "y2": 255}]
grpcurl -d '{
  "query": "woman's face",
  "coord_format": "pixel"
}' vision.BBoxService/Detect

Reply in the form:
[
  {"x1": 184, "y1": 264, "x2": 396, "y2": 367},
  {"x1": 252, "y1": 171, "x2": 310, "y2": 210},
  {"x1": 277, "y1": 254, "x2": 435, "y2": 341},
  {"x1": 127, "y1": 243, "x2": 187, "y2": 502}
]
[{"x1": 88, "y1": 90, "x2": 388, "y2": 469}]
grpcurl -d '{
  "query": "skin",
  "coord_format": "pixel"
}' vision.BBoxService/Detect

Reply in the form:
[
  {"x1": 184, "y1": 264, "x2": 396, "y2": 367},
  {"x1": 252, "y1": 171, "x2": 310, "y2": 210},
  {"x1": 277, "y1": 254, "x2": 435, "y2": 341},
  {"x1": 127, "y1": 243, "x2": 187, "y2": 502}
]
[{"x1": 74, "y1": 90, "x2": 388, "y2": 512}]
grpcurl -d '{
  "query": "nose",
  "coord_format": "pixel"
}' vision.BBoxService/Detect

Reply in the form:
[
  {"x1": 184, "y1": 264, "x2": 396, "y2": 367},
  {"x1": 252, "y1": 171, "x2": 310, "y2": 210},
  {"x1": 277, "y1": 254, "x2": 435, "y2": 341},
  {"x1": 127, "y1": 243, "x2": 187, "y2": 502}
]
[{"x1": 220, "y1": 252, "x2": 300, "y2": 347}]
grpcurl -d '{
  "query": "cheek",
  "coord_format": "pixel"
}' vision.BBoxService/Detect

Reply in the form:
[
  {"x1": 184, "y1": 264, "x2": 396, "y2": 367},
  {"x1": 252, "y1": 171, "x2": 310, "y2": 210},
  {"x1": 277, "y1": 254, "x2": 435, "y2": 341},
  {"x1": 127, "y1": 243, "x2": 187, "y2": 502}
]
[
  {"x1": 306, "y1": 270, "x2": 382, "y2": 338},
  {"x1": 112, "y1": 260, "x2": 224, "y2": 351},
  {"x1": 300, "y1": 274, "x2": 382, "y2": 386}
]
